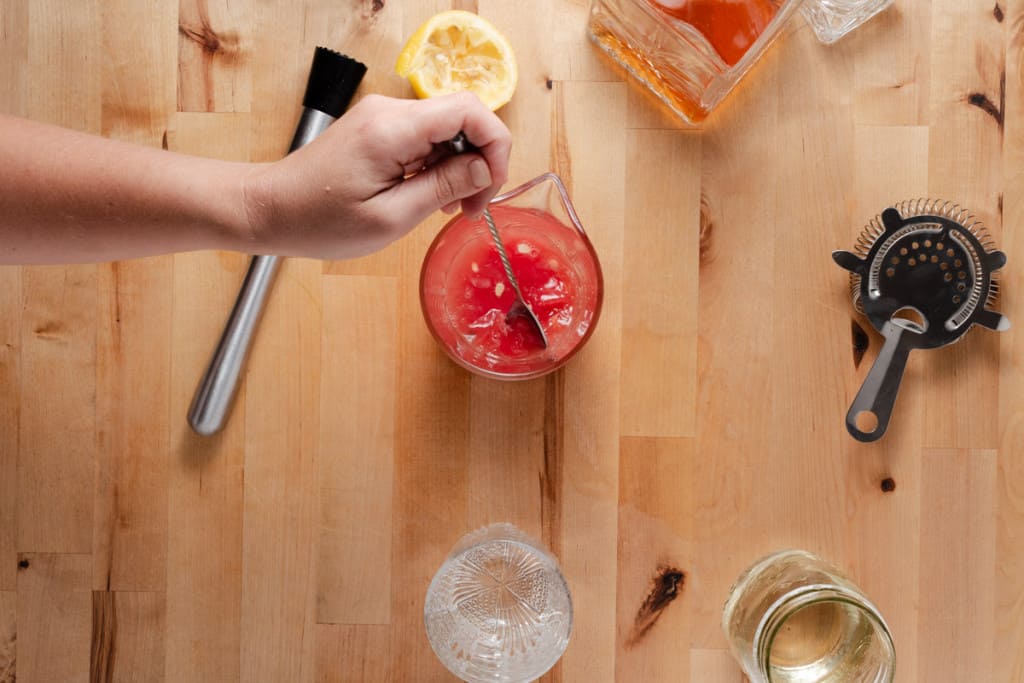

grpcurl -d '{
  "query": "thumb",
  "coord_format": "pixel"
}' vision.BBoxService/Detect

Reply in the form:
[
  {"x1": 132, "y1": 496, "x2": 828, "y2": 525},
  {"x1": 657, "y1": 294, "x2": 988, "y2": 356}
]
[{"x1": 391, "y1": 154, "x2": 492, "y2": 226}]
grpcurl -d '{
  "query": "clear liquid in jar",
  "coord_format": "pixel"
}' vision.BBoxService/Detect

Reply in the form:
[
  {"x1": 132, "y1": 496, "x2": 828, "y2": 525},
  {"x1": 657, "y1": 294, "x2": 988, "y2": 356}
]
[{"x1": 768, "y1": 600, "x2": 882, "y2": 683}]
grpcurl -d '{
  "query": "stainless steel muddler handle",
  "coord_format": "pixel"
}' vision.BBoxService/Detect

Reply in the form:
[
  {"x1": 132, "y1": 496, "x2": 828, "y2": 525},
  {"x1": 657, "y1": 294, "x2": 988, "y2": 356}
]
[
  {"x1": 188, "y1": 48, "x2": 366, "y2": 436},
  {"x1": 187, "y1": 109, "x2": 336, "y2": 436}
]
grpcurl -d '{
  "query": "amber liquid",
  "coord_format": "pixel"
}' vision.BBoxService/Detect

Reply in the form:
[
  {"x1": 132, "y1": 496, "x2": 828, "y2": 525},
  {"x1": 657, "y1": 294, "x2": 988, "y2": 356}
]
[
  {"x1": 650, "y1": 0, "x2": 778, "y2": 66},
  {"x1": 588, "y1": 0, "x2": 784, "y2": 123}
]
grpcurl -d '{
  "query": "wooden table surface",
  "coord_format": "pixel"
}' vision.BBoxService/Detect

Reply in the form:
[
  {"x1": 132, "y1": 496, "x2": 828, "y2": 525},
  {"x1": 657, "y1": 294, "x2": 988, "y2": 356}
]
[{"x1": 2, "y1": 0, "x2": 1023, "y2": 681}]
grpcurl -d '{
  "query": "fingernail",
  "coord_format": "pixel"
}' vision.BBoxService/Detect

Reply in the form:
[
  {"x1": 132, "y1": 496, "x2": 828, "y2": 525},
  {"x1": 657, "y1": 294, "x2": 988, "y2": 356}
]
[{"x1": 469, "y1": 158, "x2": 491, "y2": 189}]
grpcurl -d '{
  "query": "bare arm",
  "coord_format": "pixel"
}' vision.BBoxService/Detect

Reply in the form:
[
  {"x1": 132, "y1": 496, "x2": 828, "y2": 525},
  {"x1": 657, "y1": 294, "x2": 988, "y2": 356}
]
[
  {"x1": 0, "y1": 114, "x2": 252, "y2": 264},
  {"x1": 0, "y1": 92, "x2": 511, "y2": 265}
]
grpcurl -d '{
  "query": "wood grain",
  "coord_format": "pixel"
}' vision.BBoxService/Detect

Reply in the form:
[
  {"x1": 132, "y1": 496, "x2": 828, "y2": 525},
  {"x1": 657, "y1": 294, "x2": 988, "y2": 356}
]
[
  {"x1": 177, "y1": 0, "x2": 252, "y2": 113},
  {"x1": 851, "y1": 0, "x2": 931, "y2": 126},
  {"x1": 101, "y1": 0, "x2": 177, "y2": 144},
  {"x1": 919, "y1": 449, "x2": 998, "y2": 681},
  {"x1": 18, "y1": 266, "x2": 96, "y2": 554},
  {"x1": 91, "y1": 590, "x2": 166, "y2": 683},
  {"x1": 389, "y1": 209, "x2": 472, "y2": 682},
  {"x1": 93, "y1": 0, "x2": 177, "y2": 597},
  {"x1": 239, "y1": 256, "x2": 321, "y2": 683},
  {"x1": 616, "y1": 437, "x2": 693, "y2": 681},
  {"x1": 165, "y1": 113, "x2": 249, "y2": 683},
  {"x1": 690, "y1": 38, "x2": 780, "y2": 652},
  {"x1": 844, "y1": 124, "x2": 929, "y2": 683},
  {"x1": 315, "y1": 624, "x2": 391, "y2": 683},
  {"x1": 0, "y1": 268, "x2": 18, "y2": 592},
  {"x1": 997, "y1": 2, "x2": 1024, "y2": 677},
  {"x1": 690, "y1": 649, "x2": 744, "y2": 682},
  {"x1": 0, "y1": 1, "x2": 29, "y2": 119},
  {"x1": 15, "y1": 554, "x2": 91, "y2": 683},
  {"x1": 94, "y1": 260, "x2": 173, "y2": 593},
  {"x1": 318, "y1": 276, "x2": 397, "y2": 626},
  {"x1": 4, "y1": 1, "x2": 1024, "y2": 681},
  {"x1": 554, "y1": 79, "x2": 625, "y2": 681},
  {"x1": 0, "y1": 591, "x2": 13, "y2": 683},
  {"x1": 18, "y1": 0, "x2": 100, "y2": 556},
  {"x1": 26, "y1": 0, "x2": 101, "y2": 132},
  {"x1": 620, "y1": 130, "x2": 700, "y2": 437},
  {"x1": 925, "y1": 0, "x2": 1004, "y2": 449},
  {"x1": 770, "y1": 25, "x2": 855, "y2": 562}
]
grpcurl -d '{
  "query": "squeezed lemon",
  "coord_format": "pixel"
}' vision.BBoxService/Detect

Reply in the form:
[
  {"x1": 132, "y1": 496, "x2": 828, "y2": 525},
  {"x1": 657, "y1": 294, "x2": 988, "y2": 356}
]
[{"x1": 396, "y1": 10, "x2": 518, "y2": 111}]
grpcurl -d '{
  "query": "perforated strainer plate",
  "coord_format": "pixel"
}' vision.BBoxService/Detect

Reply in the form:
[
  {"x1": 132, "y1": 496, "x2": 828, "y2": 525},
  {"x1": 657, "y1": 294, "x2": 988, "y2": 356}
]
[{"x1": 833, "y1": 200, "x2": 1009, "y2": 442}]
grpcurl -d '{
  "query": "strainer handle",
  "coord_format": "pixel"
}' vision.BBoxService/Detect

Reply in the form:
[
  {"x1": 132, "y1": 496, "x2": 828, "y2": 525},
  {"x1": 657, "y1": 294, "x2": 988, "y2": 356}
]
[{"x1": 846, "y1": 321, "x2": 916, "y2": 442}]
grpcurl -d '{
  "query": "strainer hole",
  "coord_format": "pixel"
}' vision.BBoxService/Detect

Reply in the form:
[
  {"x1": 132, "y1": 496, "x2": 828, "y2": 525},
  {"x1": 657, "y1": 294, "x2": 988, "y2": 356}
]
[
  {"x1": 955, "y1": 259, "x2": 963, "y2": 268},
  {"x1": 924, "y1": 240, "x2": 932, "y2": 248},
  {"x1": 854, "y1": 411, "x2": 879, "y2": 434},
  {"x1": 956, "y1": 282, "x2": 966, "y2": 292},
  {"x1": 900, "y1": 247, "x2": 909, "y2": 256},
  {"x1": 940, "y1": 262, "x2": 949, "y2": 271},
  {"x1": 930, "y1": 255, "x2": 939, "y2": 263},
  {"x1": 918, "y1": 253, "x2": 927, "y2": 261},
  {"x1": 912, "y1": 241, "x2": 920, "y2": 249},
  {"x1": 947, "y1": 249, "x2": 955, "y2": 257},
  {"x1": 937, "y1": 242, "x2": 944, "y2": 250},
  {"x1": 958, "y1": 271, "x2": 966, "y2": 279},
  {"x1": 886, "y1": 267, "x2": 896, "y2": 277},
  {"x1": 944, "y1": 272, "x2": 953, "y2": 282},
  {"x1": 953, "y1": 295, "x2": 962, "y2": 303},
  {"x1": 891, "y1": 256, "x2": 900, "y2": 265},
  {"x1": 908, "y1": 258, "x2": 917, "y2": 266}
]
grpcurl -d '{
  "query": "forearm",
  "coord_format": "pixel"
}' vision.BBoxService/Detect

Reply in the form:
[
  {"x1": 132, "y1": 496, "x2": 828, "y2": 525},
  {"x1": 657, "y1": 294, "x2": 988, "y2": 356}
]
[{"x1": 0, "y1": 114, "x2": 254, "y2": 264}]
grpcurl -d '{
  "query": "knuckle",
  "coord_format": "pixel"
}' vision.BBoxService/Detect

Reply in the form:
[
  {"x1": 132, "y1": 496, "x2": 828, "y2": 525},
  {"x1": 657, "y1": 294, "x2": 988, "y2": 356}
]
[
  {"x1": 433, "y1": 167, "x2": 458, "y2": 205},
  {"x1": 360, "y1": 116, "x2": 390, "y2": 139}
]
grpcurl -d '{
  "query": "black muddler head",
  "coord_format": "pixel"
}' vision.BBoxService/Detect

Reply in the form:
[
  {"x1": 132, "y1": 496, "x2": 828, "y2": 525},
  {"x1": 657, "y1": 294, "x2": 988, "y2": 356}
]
[{"x1": 303, "y1": 47, "x2": 367, "y2": 118}]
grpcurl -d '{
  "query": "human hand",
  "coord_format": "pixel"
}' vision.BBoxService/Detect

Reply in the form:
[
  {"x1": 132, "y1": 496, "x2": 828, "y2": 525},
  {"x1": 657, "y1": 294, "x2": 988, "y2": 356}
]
[{"x1": 241, "y1": 91, "x2": 512, "y2": 260}]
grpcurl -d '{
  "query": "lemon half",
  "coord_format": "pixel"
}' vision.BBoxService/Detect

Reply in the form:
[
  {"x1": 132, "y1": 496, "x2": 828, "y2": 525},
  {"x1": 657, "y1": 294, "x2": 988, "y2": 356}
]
[{"x1": 396, "y1": 10, "x2": 518, "y2": 111}]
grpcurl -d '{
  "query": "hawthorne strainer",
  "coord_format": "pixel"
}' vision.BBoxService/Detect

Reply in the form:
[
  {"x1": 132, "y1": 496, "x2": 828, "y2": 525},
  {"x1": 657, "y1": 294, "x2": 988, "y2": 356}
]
[{"x1": 833, "y1": 200, "x2": 1010, "y2": 442}]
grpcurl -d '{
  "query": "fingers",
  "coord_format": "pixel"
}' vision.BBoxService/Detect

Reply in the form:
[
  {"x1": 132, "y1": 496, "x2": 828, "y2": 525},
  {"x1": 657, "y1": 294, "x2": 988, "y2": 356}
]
[
  {"x1": 405, "y1": 92, "x2": 512, "y2": 195},
  {"x1": 306, "y1": 92, "x2": 511, "y2": 256},
  {"x1": 386, "y1": 153, "x2": 493, "y2": 228}
]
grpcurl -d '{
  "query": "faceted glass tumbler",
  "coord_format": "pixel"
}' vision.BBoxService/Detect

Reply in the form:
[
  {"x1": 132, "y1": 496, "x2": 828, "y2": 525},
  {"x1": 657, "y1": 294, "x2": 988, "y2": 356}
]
[
  {"x1": 800, "y1": 0, "x2": 895, "y2": 44},
  {"x1": 424, "y1": 524, "x2": 573, "y2": 683}
]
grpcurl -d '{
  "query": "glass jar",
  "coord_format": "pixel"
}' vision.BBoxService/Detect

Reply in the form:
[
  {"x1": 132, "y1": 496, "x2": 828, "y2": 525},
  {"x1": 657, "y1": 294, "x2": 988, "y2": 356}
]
[
  {"x1": 722, "y1": 550, "x2": 896, "y2": 683},
  {"x1": 587, "y1": 0, "x2": 893, "y2": 124},
  {"x1": 420, "y1": 173, "x2": 603, "y2": 381}
]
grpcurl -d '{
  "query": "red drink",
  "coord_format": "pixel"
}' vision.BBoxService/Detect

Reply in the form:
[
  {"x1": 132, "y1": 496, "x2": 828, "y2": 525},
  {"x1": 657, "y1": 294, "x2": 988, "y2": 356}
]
[{"x1": 421, "y1": 197, "x2": 602, "y2": 379}]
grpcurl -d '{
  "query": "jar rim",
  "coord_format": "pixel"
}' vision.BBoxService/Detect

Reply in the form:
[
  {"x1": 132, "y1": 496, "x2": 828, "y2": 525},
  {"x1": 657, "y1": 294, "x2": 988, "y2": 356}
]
[{"x1": 754, "y1": 584, "x2": 896, "y2": 683}]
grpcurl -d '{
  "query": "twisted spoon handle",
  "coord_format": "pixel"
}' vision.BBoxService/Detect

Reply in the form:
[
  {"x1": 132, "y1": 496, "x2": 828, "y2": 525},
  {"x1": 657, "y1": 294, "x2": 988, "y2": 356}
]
[{"x1": 482, "y1": 208, "x2": 526, "y2": 302}]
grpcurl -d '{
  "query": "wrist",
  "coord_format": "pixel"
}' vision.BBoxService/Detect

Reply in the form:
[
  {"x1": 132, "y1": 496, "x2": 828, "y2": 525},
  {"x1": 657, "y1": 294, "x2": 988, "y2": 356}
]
[{"x1": 206, "y1": 160, "x2": 275, "y2": 254}]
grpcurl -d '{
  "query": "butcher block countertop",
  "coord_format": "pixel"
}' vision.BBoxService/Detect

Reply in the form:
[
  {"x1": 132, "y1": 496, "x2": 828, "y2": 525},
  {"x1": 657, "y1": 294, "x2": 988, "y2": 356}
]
[{"x1": 1, "y1": 0, "x2": 1023, "y2": 681}]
